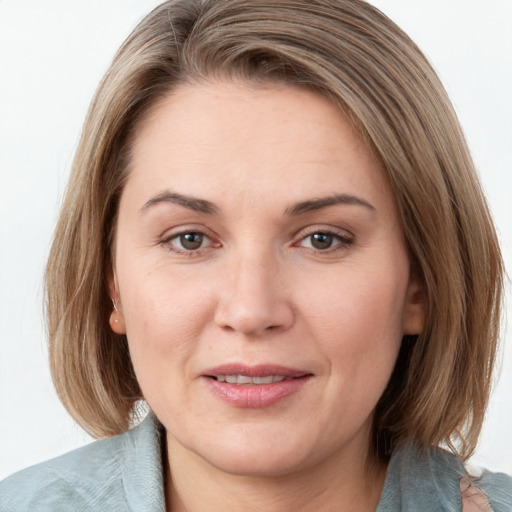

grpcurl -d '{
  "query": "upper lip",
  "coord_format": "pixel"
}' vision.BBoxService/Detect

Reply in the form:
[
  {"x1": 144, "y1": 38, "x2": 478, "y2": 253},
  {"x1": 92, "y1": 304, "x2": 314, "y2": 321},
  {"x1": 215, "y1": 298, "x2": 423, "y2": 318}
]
[{"x1": 202, "y1": 364, "x2": 312, "y2": 378}]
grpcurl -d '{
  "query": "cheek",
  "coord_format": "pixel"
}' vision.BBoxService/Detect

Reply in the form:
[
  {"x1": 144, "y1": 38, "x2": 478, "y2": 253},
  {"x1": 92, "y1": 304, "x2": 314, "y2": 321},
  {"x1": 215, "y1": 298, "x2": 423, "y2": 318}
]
[
  {"x1": 119, "y1": 270, "x2": 218, "y2": 415},
  {"x1": 298, "y1": 263, "x2": 408, "y2": 368},
  {"x1": 118, "y1": 260, "x2": 216, "y2": 369}
]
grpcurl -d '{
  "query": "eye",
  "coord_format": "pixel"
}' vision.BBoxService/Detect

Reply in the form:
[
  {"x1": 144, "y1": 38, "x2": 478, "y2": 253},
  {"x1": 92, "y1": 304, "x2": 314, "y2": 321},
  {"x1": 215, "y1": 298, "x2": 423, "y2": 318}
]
[
  {"x1": 308, "y1": 232, "x2": 335, "y2": 250},
  {"x1": 178, "y1": 232, "x2": 205, "y2": 250},
  {"x1": 298, "y1": 230, "x2": 353, "y2": 252},
  {"x1": 162, "y1": 230, "x2": 214, "y2": 253}
]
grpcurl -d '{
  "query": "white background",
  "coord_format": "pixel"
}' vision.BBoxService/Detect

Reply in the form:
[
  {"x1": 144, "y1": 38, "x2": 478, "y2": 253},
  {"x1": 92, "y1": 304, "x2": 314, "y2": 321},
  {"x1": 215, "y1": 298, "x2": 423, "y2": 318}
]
[{"x1": 1, "y1": 0, "x2": 511, "y2": 480}]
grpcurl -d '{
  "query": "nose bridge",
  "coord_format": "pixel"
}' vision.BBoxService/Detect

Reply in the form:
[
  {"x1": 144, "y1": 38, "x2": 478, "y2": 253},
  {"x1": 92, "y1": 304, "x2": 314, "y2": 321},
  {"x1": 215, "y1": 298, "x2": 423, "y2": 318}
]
[{"x1": 214, "y1": 245, "x2": 293, "y2": 336}]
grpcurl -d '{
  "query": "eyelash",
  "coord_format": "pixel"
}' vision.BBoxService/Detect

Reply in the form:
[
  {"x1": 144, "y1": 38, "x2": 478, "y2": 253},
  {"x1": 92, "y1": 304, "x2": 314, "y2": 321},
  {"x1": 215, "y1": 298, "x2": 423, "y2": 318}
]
[
  {"x1": 295, "y1": 228, "x2": 354, "y2": 253},
  {"x1": 160, "y1": 227, "x2": 354, "y2": 256},
  {"x1": 160, "y1": 229, "x2": 218, "y2": 255}
]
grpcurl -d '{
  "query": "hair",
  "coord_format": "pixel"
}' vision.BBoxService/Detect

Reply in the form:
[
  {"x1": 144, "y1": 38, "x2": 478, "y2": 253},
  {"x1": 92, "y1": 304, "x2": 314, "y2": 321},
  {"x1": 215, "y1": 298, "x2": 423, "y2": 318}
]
[{"x1": 46, "y1": 0, "x2": 503, "y2": 461}]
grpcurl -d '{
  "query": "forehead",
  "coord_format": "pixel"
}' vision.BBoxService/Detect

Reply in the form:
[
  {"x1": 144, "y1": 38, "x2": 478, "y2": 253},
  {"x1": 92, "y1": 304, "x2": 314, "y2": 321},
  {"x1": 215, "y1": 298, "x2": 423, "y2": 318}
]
[{"x1": 124, "y1": 81, "x2": 395, "y2": 217}]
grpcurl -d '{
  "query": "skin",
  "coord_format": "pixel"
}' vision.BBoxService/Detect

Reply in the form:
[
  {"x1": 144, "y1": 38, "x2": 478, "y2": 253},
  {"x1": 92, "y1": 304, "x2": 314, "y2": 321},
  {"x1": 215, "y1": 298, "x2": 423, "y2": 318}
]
[{"x1": 109, "y1": 82, "x2": 425, "y2": 511}]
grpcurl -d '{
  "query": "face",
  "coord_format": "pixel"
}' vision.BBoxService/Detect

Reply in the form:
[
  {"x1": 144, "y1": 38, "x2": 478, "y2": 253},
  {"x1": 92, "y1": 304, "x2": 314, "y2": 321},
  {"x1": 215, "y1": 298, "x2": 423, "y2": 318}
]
[{"x1": 110, "y1": 82, "x2": 425, "y2": 477}]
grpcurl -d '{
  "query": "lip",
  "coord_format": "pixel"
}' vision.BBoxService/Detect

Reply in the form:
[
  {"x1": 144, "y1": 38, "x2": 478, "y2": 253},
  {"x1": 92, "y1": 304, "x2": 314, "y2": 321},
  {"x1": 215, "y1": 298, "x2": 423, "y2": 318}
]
[{"x1": 202, "y1": 364, "x2": 313, "y2": 408}]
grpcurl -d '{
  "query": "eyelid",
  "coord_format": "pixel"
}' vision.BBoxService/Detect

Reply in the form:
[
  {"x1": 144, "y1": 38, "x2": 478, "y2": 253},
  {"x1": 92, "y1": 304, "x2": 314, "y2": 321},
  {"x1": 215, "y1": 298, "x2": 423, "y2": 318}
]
[
  {"x1": 293, "y1": 225, "x2": 355, "y2": 252},
  {"x1": 160, "y1": 223, "x2": 216, "y2": 240},
  {"x1": 160, "y1": 225, "x2": 221, "y2": 254},
  {"x1": 294, "y1": 224, "x2": 354, "y2": 241}
]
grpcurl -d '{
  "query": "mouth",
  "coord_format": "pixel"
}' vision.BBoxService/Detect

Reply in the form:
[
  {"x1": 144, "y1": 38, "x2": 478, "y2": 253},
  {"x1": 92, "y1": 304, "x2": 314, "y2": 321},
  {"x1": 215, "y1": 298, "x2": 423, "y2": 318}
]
[
  {"x1": 203, "y1": 363, "x2": 311, "y2": 383},
  {"x1": 209, "y1": 374, "x2": 303, "y2": 385},
  {"x1": 202, "y1": 364, "x2": 313, "y2": 408}
]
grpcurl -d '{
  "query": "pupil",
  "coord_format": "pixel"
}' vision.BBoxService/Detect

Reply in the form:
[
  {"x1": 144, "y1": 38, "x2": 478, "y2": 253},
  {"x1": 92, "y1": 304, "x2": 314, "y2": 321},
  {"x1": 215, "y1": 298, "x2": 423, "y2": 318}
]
[
  {"x1": 311, "y1": 233, "x2": 332, "y2": 250},
  {"x1": 180, "y1": 233, "x2": 203, "y2": 250}
]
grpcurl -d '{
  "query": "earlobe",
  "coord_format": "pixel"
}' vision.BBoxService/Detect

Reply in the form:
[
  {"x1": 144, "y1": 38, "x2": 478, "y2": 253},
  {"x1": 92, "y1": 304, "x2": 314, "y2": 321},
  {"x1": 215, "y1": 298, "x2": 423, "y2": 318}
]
[
  {"x1": 107, "y1": 268, "x2": 127, "y2": 335},
  {"x1": 402, "y1": 277, "x2": 427, "y2": 335}
]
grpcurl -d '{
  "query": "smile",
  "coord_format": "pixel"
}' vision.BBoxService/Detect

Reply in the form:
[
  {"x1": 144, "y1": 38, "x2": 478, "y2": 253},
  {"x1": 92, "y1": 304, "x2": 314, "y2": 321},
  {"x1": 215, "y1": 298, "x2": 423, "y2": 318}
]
[
  {"x1": 213, "y1": 375, "x2": 290, "y2": 384},
  {"x1": 202, "y1": 365, "x2": 312, "y2": 408}
]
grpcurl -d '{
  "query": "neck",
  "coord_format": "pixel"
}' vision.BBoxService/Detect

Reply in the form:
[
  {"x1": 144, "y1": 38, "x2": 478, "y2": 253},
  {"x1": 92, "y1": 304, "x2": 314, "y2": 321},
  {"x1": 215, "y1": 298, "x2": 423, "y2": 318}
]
[{"x1": 164, "y1": 435, "x2": 387, "y2": 512}]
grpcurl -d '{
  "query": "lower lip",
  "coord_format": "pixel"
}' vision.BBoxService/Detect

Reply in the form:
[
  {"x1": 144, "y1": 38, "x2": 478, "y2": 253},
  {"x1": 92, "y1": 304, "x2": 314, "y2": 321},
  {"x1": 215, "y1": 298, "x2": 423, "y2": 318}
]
[{"x1": 204, "y1": 376, "x2": 311, "y2": 408}]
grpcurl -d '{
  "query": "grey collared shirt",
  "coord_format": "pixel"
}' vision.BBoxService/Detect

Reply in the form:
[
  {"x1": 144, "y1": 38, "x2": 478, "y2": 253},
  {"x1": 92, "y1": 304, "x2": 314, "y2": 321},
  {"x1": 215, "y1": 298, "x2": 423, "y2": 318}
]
[{"x1": 1, "y1": 414, "x2": 511, "y2": 511}]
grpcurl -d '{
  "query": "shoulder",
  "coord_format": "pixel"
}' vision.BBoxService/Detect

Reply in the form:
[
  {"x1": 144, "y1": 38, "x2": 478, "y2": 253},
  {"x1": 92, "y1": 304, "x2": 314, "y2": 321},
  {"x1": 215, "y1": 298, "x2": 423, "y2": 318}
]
[
  {"x1": 378, "y1": 443, "x2": 512, "y2": 512},
  {"x1": 473, "y1": 470, "x2": 512, "y2": 512},
  {"x1": 0, "y1": 431, "x2": 127, "y2": 511},
  {"x1": 0, "y1": 413, "x2": 165, "y2": 512}
]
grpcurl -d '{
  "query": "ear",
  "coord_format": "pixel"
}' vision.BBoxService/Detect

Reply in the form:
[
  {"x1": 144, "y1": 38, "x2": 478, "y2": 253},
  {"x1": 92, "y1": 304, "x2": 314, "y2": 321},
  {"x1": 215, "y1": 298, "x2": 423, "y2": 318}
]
[
  {"x1": 107, "y1": 267, "x2": 126, "y2": 335},
  {"x1": 402, "y1": 273, "x2": 427, "y2": 335}
]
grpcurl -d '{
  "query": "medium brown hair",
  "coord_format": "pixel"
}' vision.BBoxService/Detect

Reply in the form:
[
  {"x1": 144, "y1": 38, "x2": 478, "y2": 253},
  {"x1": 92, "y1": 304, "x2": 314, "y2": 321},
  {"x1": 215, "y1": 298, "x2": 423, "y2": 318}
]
[{"x1": 46, "y1": 0, "x2": 503, "y2": 461}]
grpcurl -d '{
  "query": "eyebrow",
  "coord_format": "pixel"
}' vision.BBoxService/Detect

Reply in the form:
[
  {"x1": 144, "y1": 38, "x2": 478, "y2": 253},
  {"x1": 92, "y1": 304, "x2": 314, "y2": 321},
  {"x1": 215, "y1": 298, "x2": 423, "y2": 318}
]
[
  {"x1": 140, "y1": 191, "x2": 219, "y2": 215},
  {"x1": 140, "y1": 190, "x2": 375, "y2": 217},
  {"x1": 285, "y1": 194, "x2": 376, "y2": 216}
]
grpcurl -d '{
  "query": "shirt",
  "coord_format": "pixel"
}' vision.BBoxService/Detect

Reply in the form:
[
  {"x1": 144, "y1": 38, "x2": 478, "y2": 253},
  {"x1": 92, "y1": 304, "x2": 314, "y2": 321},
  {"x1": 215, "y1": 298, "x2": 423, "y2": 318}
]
[{"x1": 1, "y1": 413, "x2": 511, "y2": 511}]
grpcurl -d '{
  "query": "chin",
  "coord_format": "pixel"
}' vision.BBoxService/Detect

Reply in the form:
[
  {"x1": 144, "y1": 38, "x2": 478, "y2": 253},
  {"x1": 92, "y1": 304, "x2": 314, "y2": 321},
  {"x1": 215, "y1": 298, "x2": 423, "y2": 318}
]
[
  {"x1": 179, "y1": 424, "x2": 332, "y2": 478},
  {"x1": 202, "y1": 445, "x2": 312, "y2": 478}
]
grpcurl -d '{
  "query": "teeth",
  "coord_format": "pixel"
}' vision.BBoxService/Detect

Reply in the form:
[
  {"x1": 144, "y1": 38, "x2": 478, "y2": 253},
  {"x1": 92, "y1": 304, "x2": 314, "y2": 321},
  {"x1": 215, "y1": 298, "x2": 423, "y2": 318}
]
[
  {"x1": 215, "y1": 375, "x2": 288, "y2": 385},
  {"x1": 235, "y1": 375, "x2": 252, "y2": 384},
  {"x1": 253, "y1": 376, "x2": 274, "y2": 384}
]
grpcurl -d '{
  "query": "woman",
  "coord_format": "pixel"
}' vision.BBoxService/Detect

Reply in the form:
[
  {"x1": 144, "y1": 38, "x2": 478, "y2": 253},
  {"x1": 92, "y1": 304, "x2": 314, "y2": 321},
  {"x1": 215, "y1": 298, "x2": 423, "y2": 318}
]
[{"x1": 1, "y1": 0, "x2": 510, "y2": 510}]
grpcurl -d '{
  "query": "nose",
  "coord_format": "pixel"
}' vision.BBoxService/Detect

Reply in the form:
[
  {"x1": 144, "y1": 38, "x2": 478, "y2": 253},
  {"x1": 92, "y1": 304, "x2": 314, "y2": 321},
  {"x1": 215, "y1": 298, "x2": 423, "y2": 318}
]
[{"x1": 214, "y1": 253, "x2": 294, "y2": 337}]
